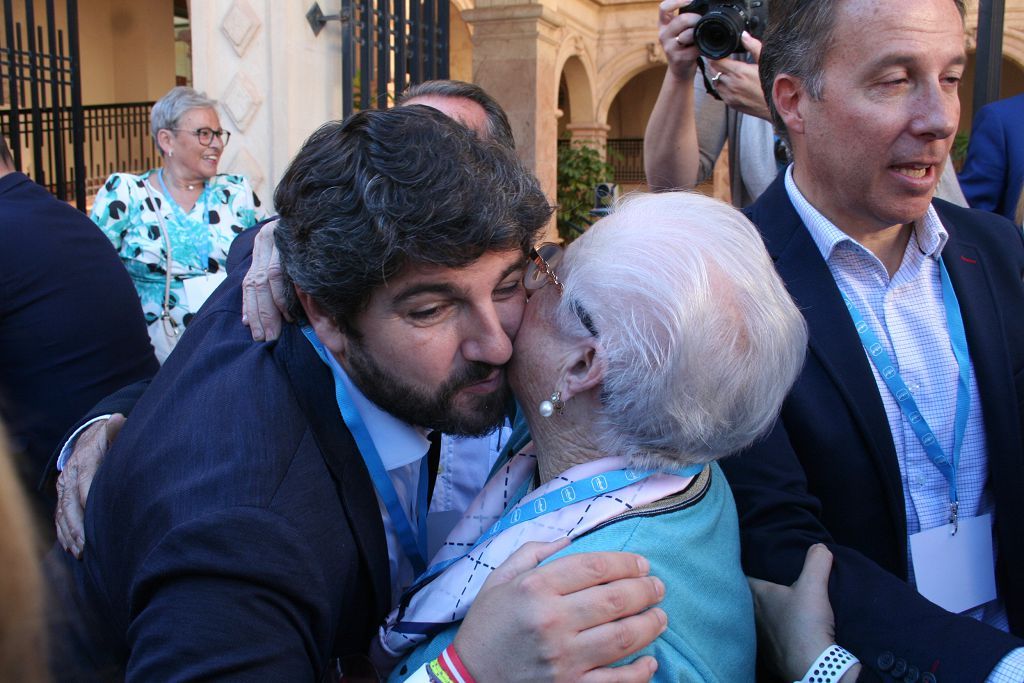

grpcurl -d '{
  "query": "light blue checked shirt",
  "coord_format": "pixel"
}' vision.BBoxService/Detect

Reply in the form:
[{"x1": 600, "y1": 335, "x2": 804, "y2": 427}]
[{"x1": 785, "y1": 167, "x2": 1024, "y2": 682}]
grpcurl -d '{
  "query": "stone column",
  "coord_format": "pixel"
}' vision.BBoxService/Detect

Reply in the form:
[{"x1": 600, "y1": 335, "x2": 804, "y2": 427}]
[
  {"x1": 190, "y1": 0, "x2": 344, "y2": 210},
  {"x1": 464, "y1": 1, "x2": 563, "y2": 239},
  {"x1": 565, "y1": 121, "x2": 610, "y2": 157}
]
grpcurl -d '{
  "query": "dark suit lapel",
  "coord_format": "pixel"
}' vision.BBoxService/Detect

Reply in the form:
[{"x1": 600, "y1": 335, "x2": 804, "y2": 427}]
[
  {"x1": 750, "y1": 178, "x2": 905, "y2": 510},
  {"x1": 935, "y1": 206, "x2": 1021, "y2": 484},
  {"x1": 276, "y1": 325, "x2": 392, "y2": 624}
]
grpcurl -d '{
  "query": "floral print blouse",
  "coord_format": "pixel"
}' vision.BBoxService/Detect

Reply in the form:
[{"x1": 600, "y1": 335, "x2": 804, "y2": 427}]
[{"x1": 91, "y1": 170, "x2": 268, "y2": 328}]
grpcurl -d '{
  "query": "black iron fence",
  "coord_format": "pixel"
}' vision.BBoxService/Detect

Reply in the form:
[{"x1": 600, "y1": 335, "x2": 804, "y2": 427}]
[
  {"x1": 557, "y1": 138, "x2": 647, "y2": 185},
  {"x1": 607, "y1": 138, "x2": 645, "y2": 184},
  {"x1": 80, "y1": 102, "x2": 158, "y2": 197},
  {"x1": 1, "y1": 101, "x2": 157, "y2": 203},
  {"x1": 1, "y1": 0, "x2": 85, "y2": 207},
  {"x1": 329, "y1": 0, "x2": 449, "y2": 116}
]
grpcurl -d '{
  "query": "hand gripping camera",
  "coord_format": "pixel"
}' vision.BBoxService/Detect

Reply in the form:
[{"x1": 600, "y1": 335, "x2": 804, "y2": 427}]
[{"x1": 680, "y1": 0, "x2": 767, "y2": 59}]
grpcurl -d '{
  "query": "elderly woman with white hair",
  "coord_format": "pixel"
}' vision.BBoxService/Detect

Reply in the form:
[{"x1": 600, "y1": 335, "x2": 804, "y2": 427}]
[
  {"x1": 375, "y1": 191, "x2": 809, "y2": 682},
  {"x1": 91, "y1": 86, "x2": 268, "y2": 362}
]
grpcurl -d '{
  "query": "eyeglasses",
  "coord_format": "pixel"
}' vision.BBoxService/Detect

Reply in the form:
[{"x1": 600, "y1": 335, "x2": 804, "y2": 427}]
[
  {"x1": 525, "y1": 243, "x2": 598, "y2": 337},
  {"x1": 172, "y1": 127, "x2": 231, "y2": 147}
]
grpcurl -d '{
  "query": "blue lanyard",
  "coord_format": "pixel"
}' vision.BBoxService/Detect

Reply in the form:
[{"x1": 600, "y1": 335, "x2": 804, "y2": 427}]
[
  {"x1": 840, "y1": 259, "x2": 971, "y2": 531},
  {"x1": 407, "y1": 461, "x2": 703, "y2": 594},
  {"x1": 301, "y1": 326, "x2": 430, "y2": 574},
  {"x1": 158, "y1": 169, "x2": 212, "y2": 267}
]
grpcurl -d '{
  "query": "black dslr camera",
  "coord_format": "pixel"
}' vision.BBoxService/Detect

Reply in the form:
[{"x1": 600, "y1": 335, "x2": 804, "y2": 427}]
[{"x1": 680, "y1": 0, "x2": 767, "y2": 59}]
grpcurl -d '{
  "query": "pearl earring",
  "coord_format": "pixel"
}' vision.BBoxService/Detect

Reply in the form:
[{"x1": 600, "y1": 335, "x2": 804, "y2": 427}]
[{"x1": 538, "y1": 391, "x2": 564, "y2": 417}]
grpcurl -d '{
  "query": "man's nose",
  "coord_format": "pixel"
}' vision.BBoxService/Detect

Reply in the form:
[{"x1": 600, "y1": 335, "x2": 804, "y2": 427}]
[
  {"x1": 910, "y1": 82, "x2": 959, "y2": 141},
  {"x1": 461, "y1": 305, "x2": 514, "y2": 366}
]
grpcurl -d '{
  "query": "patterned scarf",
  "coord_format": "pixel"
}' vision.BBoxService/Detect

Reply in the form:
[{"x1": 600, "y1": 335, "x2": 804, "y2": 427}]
[{"x1": 372, "y1": 451, "x2": 700, "y2": 672}]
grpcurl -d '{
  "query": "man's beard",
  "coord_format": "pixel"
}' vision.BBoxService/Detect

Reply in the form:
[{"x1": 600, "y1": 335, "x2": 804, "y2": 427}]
[{"x1": 344, "y1": 339, "x2": 510, "y2": 437}]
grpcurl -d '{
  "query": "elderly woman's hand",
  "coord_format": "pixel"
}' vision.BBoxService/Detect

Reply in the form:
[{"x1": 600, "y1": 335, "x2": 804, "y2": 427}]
[
  {"x1": 241, "y1": 220, "x2": 292, "y2": 341},
  {"x1": 748, "y1": 544, "x2": 861, "y2": 682},
  {"x1": 708, "y1": 33, "x2": 772, "y2": 121}
]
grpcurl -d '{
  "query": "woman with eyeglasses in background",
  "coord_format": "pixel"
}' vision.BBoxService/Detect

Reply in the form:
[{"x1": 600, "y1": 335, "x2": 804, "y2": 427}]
[{"x1": 91, "y1": 86, "x2": 268, "y2": 362}]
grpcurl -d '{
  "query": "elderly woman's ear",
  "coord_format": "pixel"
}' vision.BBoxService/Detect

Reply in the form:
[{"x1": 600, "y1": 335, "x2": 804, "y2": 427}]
[
  {"x1": 557, "y1": 338, "x2": 605, "y2": 404},
  {"x1": 156, "y1": 128, "x2": 174, "y2": 157}
]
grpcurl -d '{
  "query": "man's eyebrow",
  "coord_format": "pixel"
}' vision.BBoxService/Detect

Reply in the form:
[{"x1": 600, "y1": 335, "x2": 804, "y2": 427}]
[
  {"x1": 391, "y1": 282, "x2": 457, "y2": 306},
  {"x1": 497, "y1": 259, "x2": 528, "y2": 283},
  {"x1": 389, "y1": 257, "x2": 528, "y2": 306},
  {"x1": 867, "y1": 51, "x2": 967, "y2": 71}
]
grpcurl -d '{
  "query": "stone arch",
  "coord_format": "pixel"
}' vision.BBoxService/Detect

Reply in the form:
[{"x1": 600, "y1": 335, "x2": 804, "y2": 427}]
[
  {"x1": 595, "y1": 46, "x2": 665, "y2": 123},
  {"x1": 604, "y1": 65, "x2": 666, "y2": 139},
  {"x1": 555, "y1": 35, "x2": 597, "y2": 125},
  {"x1": 1002, "y1": 28, "x2": 1024, "y2": 76}
]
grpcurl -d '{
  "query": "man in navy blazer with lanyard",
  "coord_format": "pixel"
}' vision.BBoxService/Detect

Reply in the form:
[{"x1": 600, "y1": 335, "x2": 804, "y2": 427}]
[
  {"x1": 724, "y1": 0, "x2": 1024, "y2": 680},
  {"x1": 51, "y1": 107, "x2": 670, "y2": 681}
]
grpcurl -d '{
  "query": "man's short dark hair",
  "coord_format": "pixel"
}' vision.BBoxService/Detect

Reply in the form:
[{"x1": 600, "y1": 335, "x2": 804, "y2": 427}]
[
  {"x1": 759, "y1": 0, "x2": 967, "y2": 143},
  {"x1": 397, "y1": 79, "x2": 516, "y2": 150},
  {"x1": 0, "y1": 135, "x2": 13, "y2": 167},
  {"x1": 274, "y1": 105, "x2": 552, "y2": 331}
]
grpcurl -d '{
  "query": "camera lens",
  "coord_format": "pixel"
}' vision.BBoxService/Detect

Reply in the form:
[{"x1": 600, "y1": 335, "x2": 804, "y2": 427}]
[{"x1": 694, "y1": 5, "x2": 745, "y2": 59}]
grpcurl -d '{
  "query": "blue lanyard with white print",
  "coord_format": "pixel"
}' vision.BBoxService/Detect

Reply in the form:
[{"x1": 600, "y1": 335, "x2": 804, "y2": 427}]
[
  {"x1": 406, "y1": 459, "x2": 704, "y2": 594},
  {"x1": 840, "y1": 258, "x2": 971, "y2": 533},
  {"x1": 301, "y1": 326, "x2": 430, "y2": 574}
]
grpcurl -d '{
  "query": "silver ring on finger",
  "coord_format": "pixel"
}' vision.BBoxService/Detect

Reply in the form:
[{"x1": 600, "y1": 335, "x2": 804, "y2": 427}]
[{"x1": 711, "y1": 71, "x2": 723, "y2": 85}]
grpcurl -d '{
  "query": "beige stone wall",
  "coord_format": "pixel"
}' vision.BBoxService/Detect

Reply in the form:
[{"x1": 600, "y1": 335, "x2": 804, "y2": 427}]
[
  {"x1": 78, "y1": 0, "x2": 176, "y2": 104},
  {"x1": 191, "y1": 0, "x2": 347, "y2": 210},
  {"x1": 0, "y1": 0, "x2": 174, "y2": 105}
]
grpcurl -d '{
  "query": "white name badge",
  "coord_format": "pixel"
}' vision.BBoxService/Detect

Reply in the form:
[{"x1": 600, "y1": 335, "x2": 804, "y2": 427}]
[
  {"x1": 182, "y1": 270, "x2": 228, "y2": 311},
  {"x1": 910, "y1": 513, "x2": 997, "y2": 614}
]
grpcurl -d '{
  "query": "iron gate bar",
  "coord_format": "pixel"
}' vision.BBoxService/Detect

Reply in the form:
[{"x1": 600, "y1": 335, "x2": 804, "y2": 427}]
[
  {"x1": 3, "y1": 0, "x2": 21, "y2": 169},
  {"x1": 24, "y1": 0, "x2": 45, "y2": 183},
  {"x1": 342, "y1": 0, "x2": 354, "y2": 116},
  {"x1": 68, "y1": 0, "x2": 84, "y2": 207},
  {"x1": 410, "y1": 0, "x2": 421, "y2": 84},
  {"x1": 319, "y1": 0, "x2": 447, "y2": 118},
  {"x1": 395, "y1": 0, "x2": 406, "y2": 95},
  {"x1": 46, "y1": 0, "x2": 67, "y2": 204},
  {"x1": 437, "y1": 0, "x2": 448, "y2": 79},
  {"x1": 376, "y1": 0, "x2": 388, "y2": 109},
  {"x1": 974, "y1": 0, "x2": 1005, "y2": 111},
  {"x1": 423, "y1": 0, "x2": 434, "y2": 79},
  {"x1": 360, "y1": 0, "x2": 371, "y2": 110}
]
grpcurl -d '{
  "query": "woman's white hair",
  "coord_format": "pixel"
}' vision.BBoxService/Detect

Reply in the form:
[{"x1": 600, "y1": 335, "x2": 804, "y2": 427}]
[
  {"x1": 151, "y1": 86, "x2": 218, "y2": 155},
  {"x1": 557, "y1": 191, "x2": 807, "y2": 471}
]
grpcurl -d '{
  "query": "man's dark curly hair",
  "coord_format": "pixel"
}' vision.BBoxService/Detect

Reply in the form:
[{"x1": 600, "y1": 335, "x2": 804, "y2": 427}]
[{"x1": 273, "y1": 105, "x2": 553, "y2": 332}]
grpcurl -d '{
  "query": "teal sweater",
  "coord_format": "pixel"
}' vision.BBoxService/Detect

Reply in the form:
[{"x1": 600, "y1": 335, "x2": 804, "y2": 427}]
[{"x1": 391, "y1": 462, "x2": 755, "y2": 682}]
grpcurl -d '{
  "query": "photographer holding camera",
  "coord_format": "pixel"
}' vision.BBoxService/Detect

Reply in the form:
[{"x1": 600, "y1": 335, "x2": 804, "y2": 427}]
[
  {"x1": 645, "y1": 0, "x2": 779, "y2": 206},
  {"x1": 643, "y1": 0, "x2": 966, "y2": 207}
]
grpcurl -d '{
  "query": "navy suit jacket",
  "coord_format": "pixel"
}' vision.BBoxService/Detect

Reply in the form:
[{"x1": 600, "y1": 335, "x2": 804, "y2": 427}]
[
  {"x1": 722, "y1": 175, "x2": 1024, "y2": 681},
  {"x1": 0, "y1": 172, "x2": 157, "y2": 505},
  {"x1": 959, "y1": 93, "x2": 1024, "y2": 223},
  {"x1": 53, "y1": 267, "x2": 392, "y2": 681}
]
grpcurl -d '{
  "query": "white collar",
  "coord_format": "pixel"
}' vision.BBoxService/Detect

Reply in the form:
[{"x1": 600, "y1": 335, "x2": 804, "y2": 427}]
[
  {"x1": 783, "y1": 164, "x2": 948, "y2": 263},
  {"x1": 323, "y1": 351, "x2": 431, "y2": 471}
]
